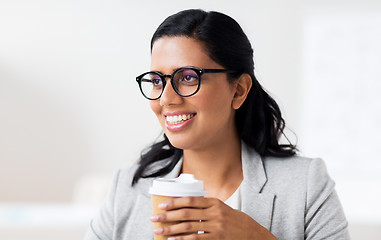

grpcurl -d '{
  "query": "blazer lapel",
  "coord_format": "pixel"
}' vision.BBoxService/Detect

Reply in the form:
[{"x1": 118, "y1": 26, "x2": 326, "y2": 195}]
[
  {"x1": 241, "y1": 142, "x2": 275, "y2": 231},
  {"x1": 134, "y1": 149, "x2": 274, "y2": 232}
]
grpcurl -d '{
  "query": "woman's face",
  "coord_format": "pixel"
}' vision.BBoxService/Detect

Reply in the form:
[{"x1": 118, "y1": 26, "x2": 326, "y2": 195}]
[{"x1": 150, "y1": 37, "x2": 238, "y2": 151}]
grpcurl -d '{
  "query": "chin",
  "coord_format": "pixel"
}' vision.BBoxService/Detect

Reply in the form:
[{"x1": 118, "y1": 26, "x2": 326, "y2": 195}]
[{"x1": 166, "y1": 135, "x2": 194, "y2": 150}]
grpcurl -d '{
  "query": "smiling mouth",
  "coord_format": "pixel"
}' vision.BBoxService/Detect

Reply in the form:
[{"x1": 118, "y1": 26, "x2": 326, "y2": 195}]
[{"x1": 166, "y1": 114, "x2": 195, "y2": 125}]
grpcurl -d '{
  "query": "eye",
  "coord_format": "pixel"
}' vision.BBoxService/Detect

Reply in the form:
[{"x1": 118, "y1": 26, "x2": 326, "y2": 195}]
[
  {"x1": 183, "y1": 74, "x2": 197, "y2": 82},
  {"x1": 152, "y1": 78, "x2": 162, "y2": 86},
  {"x1": 140, "y1": 73, "x2": 163, "y2": 89},
  {"x1": 176, "y1": 69, "x2": 199, "y2": 85}
]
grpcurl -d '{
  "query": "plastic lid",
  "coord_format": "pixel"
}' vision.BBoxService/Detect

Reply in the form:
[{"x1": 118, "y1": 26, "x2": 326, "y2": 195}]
[{"x1": 149, "y1": 174, "x2": 207, "y2": 197}]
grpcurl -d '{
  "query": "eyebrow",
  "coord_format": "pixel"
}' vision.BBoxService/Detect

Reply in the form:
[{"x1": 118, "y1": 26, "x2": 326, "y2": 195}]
[{"x1": 151, "y1": 66, "x2": 198, "y2": 73}]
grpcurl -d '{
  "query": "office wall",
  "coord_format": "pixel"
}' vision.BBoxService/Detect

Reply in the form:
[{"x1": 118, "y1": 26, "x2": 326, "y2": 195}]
[
  {"x1": 1, "y1": 0, "x2": 380, "y2": 238},
  {"x1": 0, "y1": 0, "x2": 306, "y2": 202}
]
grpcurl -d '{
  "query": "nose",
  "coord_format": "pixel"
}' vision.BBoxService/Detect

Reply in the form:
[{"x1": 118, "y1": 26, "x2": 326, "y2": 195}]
[{"x1": 160, "y1": 79, "x2": 183, "y2": 106}]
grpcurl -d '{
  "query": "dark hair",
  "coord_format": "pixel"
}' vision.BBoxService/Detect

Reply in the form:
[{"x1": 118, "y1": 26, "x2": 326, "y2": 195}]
[{"x1": 132, "y1": 9, "x2": 296, "y2": 185}]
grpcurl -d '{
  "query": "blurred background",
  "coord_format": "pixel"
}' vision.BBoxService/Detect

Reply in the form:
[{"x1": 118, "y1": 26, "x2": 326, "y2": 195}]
[{"x1": 0, "y1": 0, "x2": 380, "y2": 239}]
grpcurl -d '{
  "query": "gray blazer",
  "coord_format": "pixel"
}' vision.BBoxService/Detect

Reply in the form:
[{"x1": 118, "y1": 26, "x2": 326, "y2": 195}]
[{"x1": 85, "y1": 143, "x2": 350, "y2": 239}]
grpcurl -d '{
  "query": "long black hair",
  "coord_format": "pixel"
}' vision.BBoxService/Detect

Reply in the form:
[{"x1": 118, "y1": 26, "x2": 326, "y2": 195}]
[{"x1": 132, "y1": 9, "x2": 296, "y2": 185}]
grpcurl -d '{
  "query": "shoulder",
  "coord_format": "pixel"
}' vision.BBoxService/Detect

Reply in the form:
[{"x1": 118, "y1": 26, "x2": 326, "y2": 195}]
[
  {"x1": 110, "y1": 162, "x2": 154, "y2": 223},
  {"x1": 113, "y1": 161, "x2": 153, "y2": 197},
  {"x1": 261, "y1": 155, "x2": 334, "y2": 196},
  {"x1": 259, "y1": 156, "x2": 349, "y2": 239},
  {"x1": 241, "y1": 142, "x2": 332, "y2": 194},
  {"x1": 263, "y1": 155, "x2": 329, "y2": 180},
  {"x1": 88, "y1": 161, "x2": 156, "y2": 239}
]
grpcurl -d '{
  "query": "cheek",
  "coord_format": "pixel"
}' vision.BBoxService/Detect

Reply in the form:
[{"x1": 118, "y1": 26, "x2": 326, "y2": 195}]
[
  {"x1": 202, "y1": 85, "x2": 235, "y2": 110},
  {"x1": 196, "y1": 90, "x2": 234, "y2": 118},
  {"x1": 150, "y1": 100, "x2": 161, "y2": 117}
]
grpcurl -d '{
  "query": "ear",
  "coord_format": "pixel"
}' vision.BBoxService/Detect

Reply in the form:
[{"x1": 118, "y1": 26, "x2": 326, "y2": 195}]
[{"x1": 232, "y1": 73, "x2": 252, "y2": 110}]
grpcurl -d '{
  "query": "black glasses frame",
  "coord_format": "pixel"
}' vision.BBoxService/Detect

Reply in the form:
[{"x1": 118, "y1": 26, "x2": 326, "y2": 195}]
[{"x1": 136, "y1": 67, "x2": 236, "y2": 100}]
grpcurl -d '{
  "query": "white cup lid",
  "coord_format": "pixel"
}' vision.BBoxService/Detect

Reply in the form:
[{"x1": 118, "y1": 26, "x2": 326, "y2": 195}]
[{"x1": 149, "y1": 174, "x2": 207, "y2": 197}]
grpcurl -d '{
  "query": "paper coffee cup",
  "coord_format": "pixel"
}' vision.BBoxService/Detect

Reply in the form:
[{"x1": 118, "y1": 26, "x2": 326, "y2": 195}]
[{"x1": 149, "y1": 174, "x2": 206, "y2": 240}]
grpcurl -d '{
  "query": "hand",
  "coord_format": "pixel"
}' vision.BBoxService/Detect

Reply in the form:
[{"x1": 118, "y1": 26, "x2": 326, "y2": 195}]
[{"x1": 150, "y1": 197, "x2": 277, "y2": 240}]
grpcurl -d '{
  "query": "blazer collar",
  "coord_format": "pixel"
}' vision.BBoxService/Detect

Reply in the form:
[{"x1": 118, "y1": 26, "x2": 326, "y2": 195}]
[
  {"x1": 241, "y1": 142, "x2": 268, "y2": 193},
  {"x1": 241, "y1": 142, "x2": 275, "y2": 230},
  {"x1": 137, "y1": 143, "x2": 274, "y2": 230}
]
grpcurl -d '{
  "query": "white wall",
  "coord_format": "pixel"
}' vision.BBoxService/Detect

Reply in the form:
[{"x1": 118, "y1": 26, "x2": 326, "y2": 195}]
[
  {"x1": 0, "y1": 0, "x2": 306, "y2": 202},
  {"x1": 298, "y1": 4, "x2": 381, "y2": 226},
  {"x1": 1, "y1": 0, "x2": 380, "y2": 239}
]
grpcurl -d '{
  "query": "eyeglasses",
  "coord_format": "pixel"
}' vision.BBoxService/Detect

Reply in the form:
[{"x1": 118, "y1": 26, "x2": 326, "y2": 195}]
[{"x1": 136, "y1": 67, "x2": 235, "y2": 100}]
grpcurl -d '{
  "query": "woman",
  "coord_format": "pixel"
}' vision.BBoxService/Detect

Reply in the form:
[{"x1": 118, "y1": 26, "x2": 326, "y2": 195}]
[{"x1": 86, "y1": 9, "x2": 349, "y2": 240}]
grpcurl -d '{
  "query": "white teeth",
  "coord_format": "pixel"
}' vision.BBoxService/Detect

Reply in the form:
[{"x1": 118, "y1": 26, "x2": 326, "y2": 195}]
[{"x1": 166, "y1": 114, "x2": 194, "y2": 124}]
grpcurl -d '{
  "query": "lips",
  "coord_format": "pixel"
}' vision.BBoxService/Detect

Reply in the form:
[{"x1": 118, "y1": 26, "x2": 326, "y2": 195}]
[
  {"x1": 164, "y1": 112, "x2": 196, "y2": 131},
  {"x1": 166, "y1": 114, "x2": 195, "y2": 124}
]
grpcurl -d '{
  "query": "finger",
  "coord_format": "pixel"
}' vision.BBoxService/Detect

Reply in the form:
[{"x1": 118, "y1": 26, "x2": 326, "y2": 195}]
[
  {"x1": 159, "y1": 197, "x2": 219, "y2": 211},
  {"x1": 152, "y1": 208, "x2": 210, "y2": 223},
  {"x1": 158, "y1": 220, "x2": 212, "y2": 236},
  {"x1": 167, "y1": 232, "x2": 211, "y2": 240}
]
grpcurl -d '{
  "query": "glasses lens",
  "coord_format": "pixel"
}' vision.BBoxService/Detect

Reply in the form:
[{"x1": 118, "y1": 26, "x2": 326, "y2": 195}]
[
  {"x1": 173, "y1": 69, "x2": 200, "y2": 96},
  {"x1": 140, "y1": 73, "x2": 163, "y2": 99}
]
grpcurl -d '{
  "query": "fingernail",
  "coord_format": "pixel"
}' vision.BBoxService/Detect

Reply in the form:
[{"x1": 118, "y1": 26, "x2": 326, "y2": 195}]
[
  {"x1": 168, "y1": 238, "x2": 177, "y2": 240},
  {"x1": 153, "y1": 228, "x2": 163, "y2": 234},
  {"x1": 158, "y1": 202, "x2": 168, "y2": 209},
  {"x1": 150, "y1": 215, "x2": 160, "y2": 222}
]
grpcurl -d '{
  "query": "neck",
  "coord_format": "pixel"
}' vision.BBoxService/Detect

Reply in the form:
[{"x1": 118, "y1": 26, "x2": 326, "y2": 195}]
[{"x1": 181, "y1": 135, "x2": 243, "y2": 201}]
